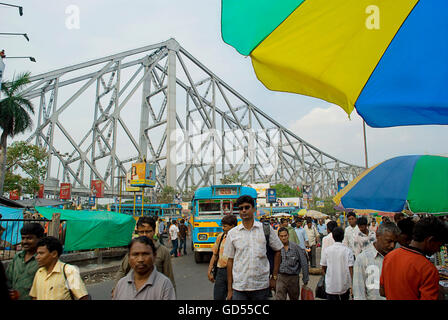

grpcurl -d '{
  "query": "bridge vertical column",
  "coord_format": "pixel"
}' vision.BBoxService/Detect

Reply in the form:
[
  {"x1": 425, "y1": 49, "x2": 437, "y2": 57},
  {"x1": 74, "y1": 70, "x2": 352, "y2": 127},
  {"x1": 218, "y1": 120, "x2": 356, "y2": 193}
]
[
  {"x1": 166, "y1": 49, "x2": 177, "y2": 189},
  {"x1": 139, "y1": 63, "x2": 151, "y2": 161}
]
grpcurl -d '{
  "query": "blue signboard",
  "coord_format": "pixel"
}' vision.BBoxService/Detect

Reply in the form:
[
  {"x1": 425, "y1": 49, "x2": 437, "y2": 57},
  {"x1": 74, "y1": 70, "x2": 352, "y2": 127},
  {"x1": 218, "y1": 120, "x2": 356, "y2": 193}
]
[
  {"x1": 337, "y1": 180, "x2": 348, "y2": 192},
  {"x1": 266, "y1": 188, "x2": 277, "y2": 203},
  {"x1": 89, "y1": 196, "x2": 96, "y2": 206},
  {"x1": 135, "y1": 195, "x2": 142, "y2": 204}
]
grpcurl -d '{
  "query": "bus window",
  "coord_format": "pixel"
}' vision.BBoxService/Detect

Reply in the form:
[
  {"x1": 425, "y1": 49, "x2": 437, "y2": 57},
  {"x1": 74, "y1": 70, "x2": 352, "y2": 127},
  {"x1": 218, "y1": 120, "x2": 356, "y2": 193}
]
[
  {"x1": 198, "y1": 201, "x2": 221, "y2": 215},
  {"x1": 222, "y1": 201, "x2": 233, "y2": 215}
]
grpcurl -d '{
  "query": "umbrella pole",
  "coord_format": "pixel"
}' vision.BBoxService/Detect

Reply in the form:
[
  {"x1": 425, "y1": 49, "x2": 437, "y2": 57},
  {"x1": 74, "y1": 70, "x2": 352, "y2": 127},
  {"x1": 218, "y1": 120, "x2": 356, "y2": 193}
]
[{"x1": 363, "y1": 121, "x2": 369, "y2": 168}]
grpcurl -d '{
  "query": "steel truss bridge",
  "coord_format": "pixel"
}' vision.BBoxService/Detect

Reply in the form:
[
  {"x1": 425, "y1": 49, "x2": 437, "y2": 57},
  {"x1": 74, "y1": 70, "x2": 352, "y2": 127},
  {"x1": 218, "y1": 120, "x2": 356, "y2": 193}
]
[{"x1": 20, "y1": 39, "x2": 364, "y2": 199}]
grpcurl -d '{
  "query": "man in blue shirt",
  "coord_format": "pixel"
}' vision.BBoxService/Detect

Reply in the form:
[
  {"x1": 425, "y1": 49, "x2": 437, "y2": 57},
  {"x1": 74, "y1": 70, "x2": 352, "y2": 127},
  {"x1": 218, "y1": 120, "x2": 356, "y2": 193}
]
[
  {"x1": 158, "y1": 219, "x2": 166, "y2": 245},
  {"x1": 317, "y1": 219, "x2": 328, "y2": 244},
  {"x1": 294, "y1": 218, "x2": 309, "y2": 250}
]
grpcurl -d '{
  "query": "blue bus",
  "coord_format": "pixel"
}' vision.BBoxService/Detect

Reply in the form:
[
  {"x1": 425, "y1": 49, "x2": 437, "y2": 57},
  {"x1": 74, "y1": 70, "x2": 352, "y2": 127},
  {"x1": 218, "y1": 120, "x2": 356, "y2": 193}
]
[
  {"x1": 191, "y1": 184, "x2": 257, "y2": 263},
  {"x1": 112, "y1": 203, "x2": 182, "y2": 221}
]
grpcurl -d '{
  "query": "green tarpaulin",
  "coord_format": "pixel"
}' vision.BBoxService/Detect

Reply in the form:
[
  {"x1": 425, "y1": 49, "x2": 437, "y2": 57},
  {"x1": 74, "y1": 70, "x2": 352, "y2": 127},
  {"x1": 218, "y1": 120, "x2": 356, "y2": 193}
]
[{"x1": 35, "y1": 207, "x2": 136, "y2": 251}]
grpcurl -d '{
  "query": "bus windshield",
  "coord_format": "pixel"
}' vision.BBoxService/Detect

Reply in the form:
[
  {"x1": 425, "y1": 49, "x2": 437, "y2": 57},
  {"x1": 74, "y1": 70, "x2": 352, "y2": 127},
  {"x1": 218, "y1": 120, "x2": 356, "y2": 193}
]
[{"x1": 198, "y1": 201, "x2": 221, "y2": 216}]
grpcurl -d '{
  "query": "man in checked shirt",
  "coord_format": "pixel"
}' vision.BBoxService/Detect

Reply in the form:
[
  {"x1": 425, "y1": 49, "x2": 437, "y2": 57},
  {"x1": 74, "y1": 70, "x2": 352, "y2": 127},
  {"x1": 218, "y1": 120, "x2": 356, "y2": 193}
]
[{"x1": 275, "y1": 227, "x2": 309, "y2": 300}]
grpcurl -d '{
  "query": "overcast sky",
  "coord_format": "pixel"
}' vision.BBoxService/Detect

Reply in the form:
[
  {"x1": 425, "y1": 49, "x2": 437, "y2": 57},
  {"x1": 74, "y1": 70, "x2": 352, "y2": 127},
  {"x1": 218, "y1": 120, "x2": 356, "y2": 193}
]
[{"x1": 2, "y1": 0, "x2": 448, "y2": 170}]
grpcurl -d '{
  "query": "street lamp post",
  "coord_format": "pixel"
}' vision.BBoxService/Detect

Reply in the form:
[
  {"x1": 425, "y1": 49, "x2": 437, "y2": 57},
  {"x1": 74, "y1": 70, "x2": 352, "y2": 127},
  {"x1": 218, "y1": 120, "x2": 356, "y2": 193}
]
[
  {"x1": 0, "y1": 2, "x2": 23, "y2": 16},
  {"x1": 3, "y1": 56, "x2": 36, "y2": 62},
  {"x1": 0, "y1": 33, "x2": 29, "y2": 41}
]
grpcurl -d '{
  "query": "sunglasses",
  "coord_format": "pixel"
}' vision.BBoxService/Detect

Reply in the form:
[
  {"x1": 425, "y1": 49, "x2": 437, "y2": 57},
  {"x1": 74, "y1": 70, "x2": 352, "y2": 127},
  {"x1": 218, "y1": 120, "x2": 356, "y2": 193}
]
[{"x1": 238, "y1": 205, "x2": 252, "y2": 211}]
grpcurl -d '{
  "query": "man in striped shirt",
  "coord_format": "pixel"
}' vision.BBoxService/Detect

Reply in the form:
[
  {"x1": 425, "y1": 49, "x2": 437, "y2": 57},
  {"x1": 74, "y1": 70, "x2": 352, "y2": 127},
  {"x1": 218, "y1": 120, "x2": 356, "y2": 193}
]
[{"x1": 275, "y1": 227, "x2": 309, "y2": 300}]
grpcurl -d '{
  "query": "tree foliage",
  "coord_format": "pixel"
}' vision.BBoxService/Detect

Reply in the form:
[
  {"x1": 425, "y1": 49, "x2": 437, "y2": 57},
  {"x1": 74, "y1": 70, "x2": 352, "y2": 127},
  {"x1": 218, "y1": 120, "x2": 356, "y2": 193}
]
[
  {"x1": 271, "y1": 183, "x2": 302, "y2": 198},
  {"x1": 3, "y1": 141, "x2": 47, "y2": 195},
  {"x1": 0, "y1": 72, "x2": 34, "y2": 193}
]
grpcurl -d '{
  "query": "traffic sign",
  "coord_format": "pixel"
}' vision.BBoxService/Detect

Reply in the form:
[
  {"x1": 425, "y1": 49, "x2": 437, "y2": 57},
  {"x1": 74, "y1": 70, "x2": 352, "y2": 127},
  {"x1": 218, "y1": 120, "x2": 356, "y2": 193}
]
[{"x1": 266, "y1": 188, "x2": 277, "y2": 203}]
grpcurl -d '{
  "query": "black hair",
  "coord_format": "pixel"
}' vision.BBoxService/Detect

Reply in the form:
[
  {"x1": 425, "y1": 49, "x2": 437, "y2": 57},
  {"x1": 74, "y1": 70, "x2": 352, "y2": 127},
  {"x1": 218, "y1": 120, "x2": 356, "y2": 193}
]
[
  {"x1": 397, "y1": 218, "x2": 415, "y2": 238},
  {"x1": 21, "y1": 223, "x2": 45, "y2": 238},
  {"x1": 357, "y1": 217, "x2": 368, "y2": 226},
  {"x1": 332, "y1": 227, "x2": 344, "y2": 242},
  {"x1": 137, "y1": 216, "x2": 156, "y2": 230},
  {"x1": 128, "y1": 236, "x2": 157, "y2": 255},
  {"x1": 306, "y1": 217, "x2": 312, "y2": 224},
  {"x1": 221, "y1": 214, "x2": 238, "y2": 227},
  {"x1": 235, "y1": 195, "x2": 255, "y2": 208},
  {"x1": 37, "y1": 236, "x2": 63, "y2": 257},
  {"x1": 394, "y1": 212, "x2": 405, "y2": 221},
  {"x1": 280, "y1": 218, "x2": 288, "y2": 224},
  {"x1": 327, "y1": 221, "x2": 338, "y2": 233},
  {"x1": 346, "y1": 212, "x2": 356, "y2": 219},
  {"x1": 180, "y1": 219, "x2": 185, "y2": 224},
  {"x1": 412, "y1": 216, "x2": 448, "y2": 244},
  {"x1": 278, "y1": 227, "x2": 289, "y2": 235}
]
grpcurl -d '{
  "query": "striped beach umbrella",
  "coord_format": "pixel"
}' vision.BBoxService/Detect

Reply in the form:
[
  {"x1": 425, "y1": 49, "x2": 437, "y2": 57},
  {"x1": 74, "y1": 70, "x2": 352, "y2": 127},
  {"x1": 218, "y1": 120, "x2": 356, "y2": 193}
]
[
  {"x1": 333, "y1": 155, "x2": 448, "y2": 215},
  {"x1": 221, "y1": 0, "x2": 448, "y2": 128}
]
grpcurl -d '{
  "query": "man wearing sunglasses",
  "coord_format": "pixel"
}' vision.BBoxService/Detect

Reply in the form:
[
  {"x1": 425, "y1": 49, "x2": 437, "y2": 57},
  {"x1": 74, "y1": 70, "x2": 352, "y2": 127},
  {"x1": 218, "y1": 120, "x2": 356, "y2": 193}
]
[{"x1": 223, "y1": 195, "x2": 283, "y2": 300}]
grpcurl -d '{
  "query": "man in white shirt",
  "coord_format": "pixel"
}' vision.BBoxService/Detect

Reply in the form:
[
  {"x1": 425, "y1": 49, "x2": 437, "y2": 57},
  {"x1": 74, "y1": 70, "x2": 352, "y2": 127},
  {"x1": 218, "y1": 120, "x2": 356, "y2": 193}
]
[
  {"x1": 169, "y1": 220, "x2": 180, "y2": 258},
  {"x1": 343, "y1": 212, "x2": 359, "y2": 253},
  {"x1": 223, "y1": 195, "x2": 283, "y2": 300},
  {"x1": 320, "y1": 221, "x2": 338, "y2": 263},
  {"x1": 353, "y1": 222, "x2": 399, "y2": 300},
  {"x1": 320, "y1": 227, "x2": 354, "y2": 301},
  {"x1": 304, "y1": 218, "x2": 320, "y2": 268}
]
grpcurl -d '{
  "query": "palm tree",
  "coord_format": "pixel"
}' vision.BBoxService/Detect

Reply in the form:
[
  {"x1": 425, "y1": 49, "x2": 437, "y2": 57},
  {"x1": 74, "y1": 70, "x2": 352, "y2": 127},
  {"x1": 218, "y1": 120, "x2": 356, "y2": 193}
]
[{"x1": 0, "y1": 72, "x2": 34, "y2": 194}]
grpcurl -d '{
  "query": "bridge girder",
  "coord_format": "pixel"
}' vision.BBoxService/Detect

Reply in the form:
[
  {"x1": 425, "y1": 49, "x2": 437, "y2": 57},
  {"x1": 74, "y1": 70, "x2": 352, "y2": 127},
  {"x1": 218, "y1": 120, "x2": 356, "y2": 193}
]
[{"x1": 20, "y1": 39, "x2": 364, "y2": 199}]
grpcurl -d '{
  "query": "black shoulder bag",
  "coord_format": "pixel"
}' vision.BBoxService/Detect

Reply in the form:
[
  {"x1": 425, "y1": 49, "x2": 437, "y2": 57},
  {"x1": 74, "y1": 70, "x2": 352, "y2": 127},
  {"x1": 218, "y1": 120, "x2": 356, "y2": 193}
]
[{"x1": 212, "y1": 233, "x2": 225, "y2": 279}]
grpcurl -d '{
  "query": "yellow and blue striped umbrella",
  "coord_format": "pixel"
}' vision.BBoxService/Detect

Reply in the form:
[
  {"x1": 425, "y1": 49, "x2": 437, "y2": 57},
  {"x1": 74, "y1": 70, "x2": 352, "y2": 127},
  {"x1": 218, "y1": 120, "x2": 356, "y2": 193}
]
[{"x1": 221, "y1": 0, "x2": 448, "y2": 128}]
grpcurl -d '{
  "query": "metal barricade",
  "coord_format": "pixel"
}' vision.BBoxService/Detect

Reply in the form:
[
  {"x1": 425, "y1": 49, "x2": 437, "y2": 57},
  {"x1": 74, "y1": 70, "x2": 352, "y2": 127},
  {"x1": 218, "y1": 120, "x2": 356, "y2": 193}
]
[{"x1": 0, "y1": 218, "x2": 67, "y2": 261}]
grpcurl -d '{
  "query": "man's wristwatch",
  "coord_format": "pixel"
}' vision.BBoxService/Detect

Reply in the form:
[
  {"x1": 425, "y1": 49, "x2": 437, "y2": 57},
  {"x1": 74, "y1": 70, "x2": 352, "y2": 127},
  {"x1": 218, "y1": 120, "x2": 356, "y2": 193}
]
[{"x1": 272, "y1": 275, "x2": 278, "y2": 280}]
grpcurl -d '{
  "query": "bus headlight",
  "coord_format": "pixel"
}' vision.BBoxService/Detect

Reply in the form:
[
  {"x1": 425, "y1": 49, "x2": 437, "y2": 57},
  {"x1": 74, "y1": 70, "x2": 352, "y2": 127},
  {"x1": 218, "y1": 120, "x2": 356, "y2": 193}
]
[{"x1": 198, "y1": 234, "x2": 208, "y2": 241}]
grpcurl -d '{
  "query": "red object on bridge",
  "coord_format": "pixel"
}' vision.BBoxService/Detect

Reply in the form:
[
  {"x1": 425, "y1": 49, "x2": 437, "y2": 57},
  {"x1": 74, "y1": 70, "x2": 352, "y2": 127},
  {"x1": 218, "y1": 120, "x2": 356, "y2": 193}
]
[
  {"x1": 38, "y1": 184, "x2": 45, "y2": 198},
  {"x1": 91, "y1": 180, "x2": 104, "y2": 198},
  {"x1": 9, "y1": 190, "x2": 20, "y2": 200},
  {"x1": 59, "y1": 183, "x2": 71, "y2": 200}
]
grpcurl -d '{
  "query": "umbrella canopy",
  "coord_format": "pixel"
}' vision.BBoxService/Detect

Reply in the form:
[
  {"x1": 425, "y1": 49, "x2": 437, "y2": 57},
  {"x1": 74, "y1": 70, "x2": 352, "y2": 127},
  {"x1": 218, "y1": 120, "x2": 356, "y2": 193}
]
[
  {"x1": 221, "y1": 0, "x2": 448, "y2": 128},
  {"x1": 304, "y1": 210, "x2": 328, "y2": 219},
  {"x1": 333, "y1": 155, "x2": 448, "y2": 215},
  {"x1": 272, "y1": 212, "x2": 291, "y2": 217}
]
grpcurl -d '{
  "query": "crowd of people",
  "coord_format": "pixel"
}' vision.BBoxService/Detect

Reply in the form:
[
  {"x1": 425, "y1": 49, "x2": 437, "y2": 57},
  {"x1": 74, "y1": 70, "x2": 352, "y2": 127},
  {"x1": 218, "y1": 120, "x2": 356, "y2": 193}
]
[
  {"x1": 1, "y1": 197, "x2": 447, "y2": 301},
  {"x1": 207, "y1": 195, "x2": 448, "y2": 300}
]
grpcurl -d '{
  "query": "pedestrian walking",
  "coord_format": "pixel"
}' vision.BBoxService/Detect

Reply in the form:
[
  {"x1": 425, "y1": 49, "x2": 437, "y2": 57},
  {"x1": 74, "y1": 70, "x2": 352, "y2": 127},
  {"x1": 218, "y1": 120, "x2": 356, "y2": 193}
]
[
  {"x1": 113, "y1": 216, "x2": 175, "y2": 294},
  {"x1": 294, "y1": 218, "x2": 309, "y2": 250},
  {"x1": 29, "y1": 236, "x2": 89, "y2": 300},
  {"x1": 6, "y1": 223, "x2": 44, "y2": 300},
  {"x1": 353, "y1": 216, "x2": 376, "y2": 257},
  {"x1": 317, "y1": 219, "x2": 327, "y2": 243},
  {"x1": 113, "y1": 237, "x2": 176, "y2": 300},
  {"x1": 320, "y1": 227, "x2": 354, "y2": 301},
  {"x1": 380, "y1": 216, "x2": 448, "y2": 300},
  {"x1": 158, "y1": 219, "x2": 166, "y2": 245},
  {"x1": 223, "y1": 195, "x2": 283, "y2": 300},
  {"x1": 369, "y1": 219, "x2": 378, "y2": 233},
  {"x1": 393, "y1": 212, "x2": 406, "y2": 224},
  {"x1": 207, "y1": 214, "x2": 238, "y2": 300},
  {"x1": 304, "y1": 218, "x2": 320, "y2": 268},
  {"x1": 343, "y1": 212, "x2": 359, "y2": 253},
  {"x1": 169, "y1": 220, "x2": 180, "y2": 257},
  {"x1": 396, "y1": 217, "x2": 415, "y2": 248},
  {"x1": 353, "y1": 222, "x2": 400, "y2": 300},
  {"x1": 320, "y1": 220, "x2": 338, "y2": 260},
  {"x1": 178, "y1": 219, "x2": 188, "y2": 256},
  {"x1": 275, "y1": 227, "x2": 309, "y2": 300},
  {"x1": 279, "y1": 218, "x2": 299, "y2": 245}
]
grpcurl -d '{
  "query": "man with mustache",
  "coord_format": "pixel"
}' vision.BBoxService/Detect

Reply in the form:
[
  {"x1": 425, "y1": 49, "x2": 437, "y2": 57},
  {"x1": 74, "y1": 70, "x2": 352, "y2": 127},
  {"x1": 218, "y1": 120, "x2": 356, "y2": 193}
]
[
  {"x1": 6, "y1": 223, "x2": 44, "y2": 300},
  {"x1": 113, "y1": 236, "x2": 175, "y2": 300}
]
